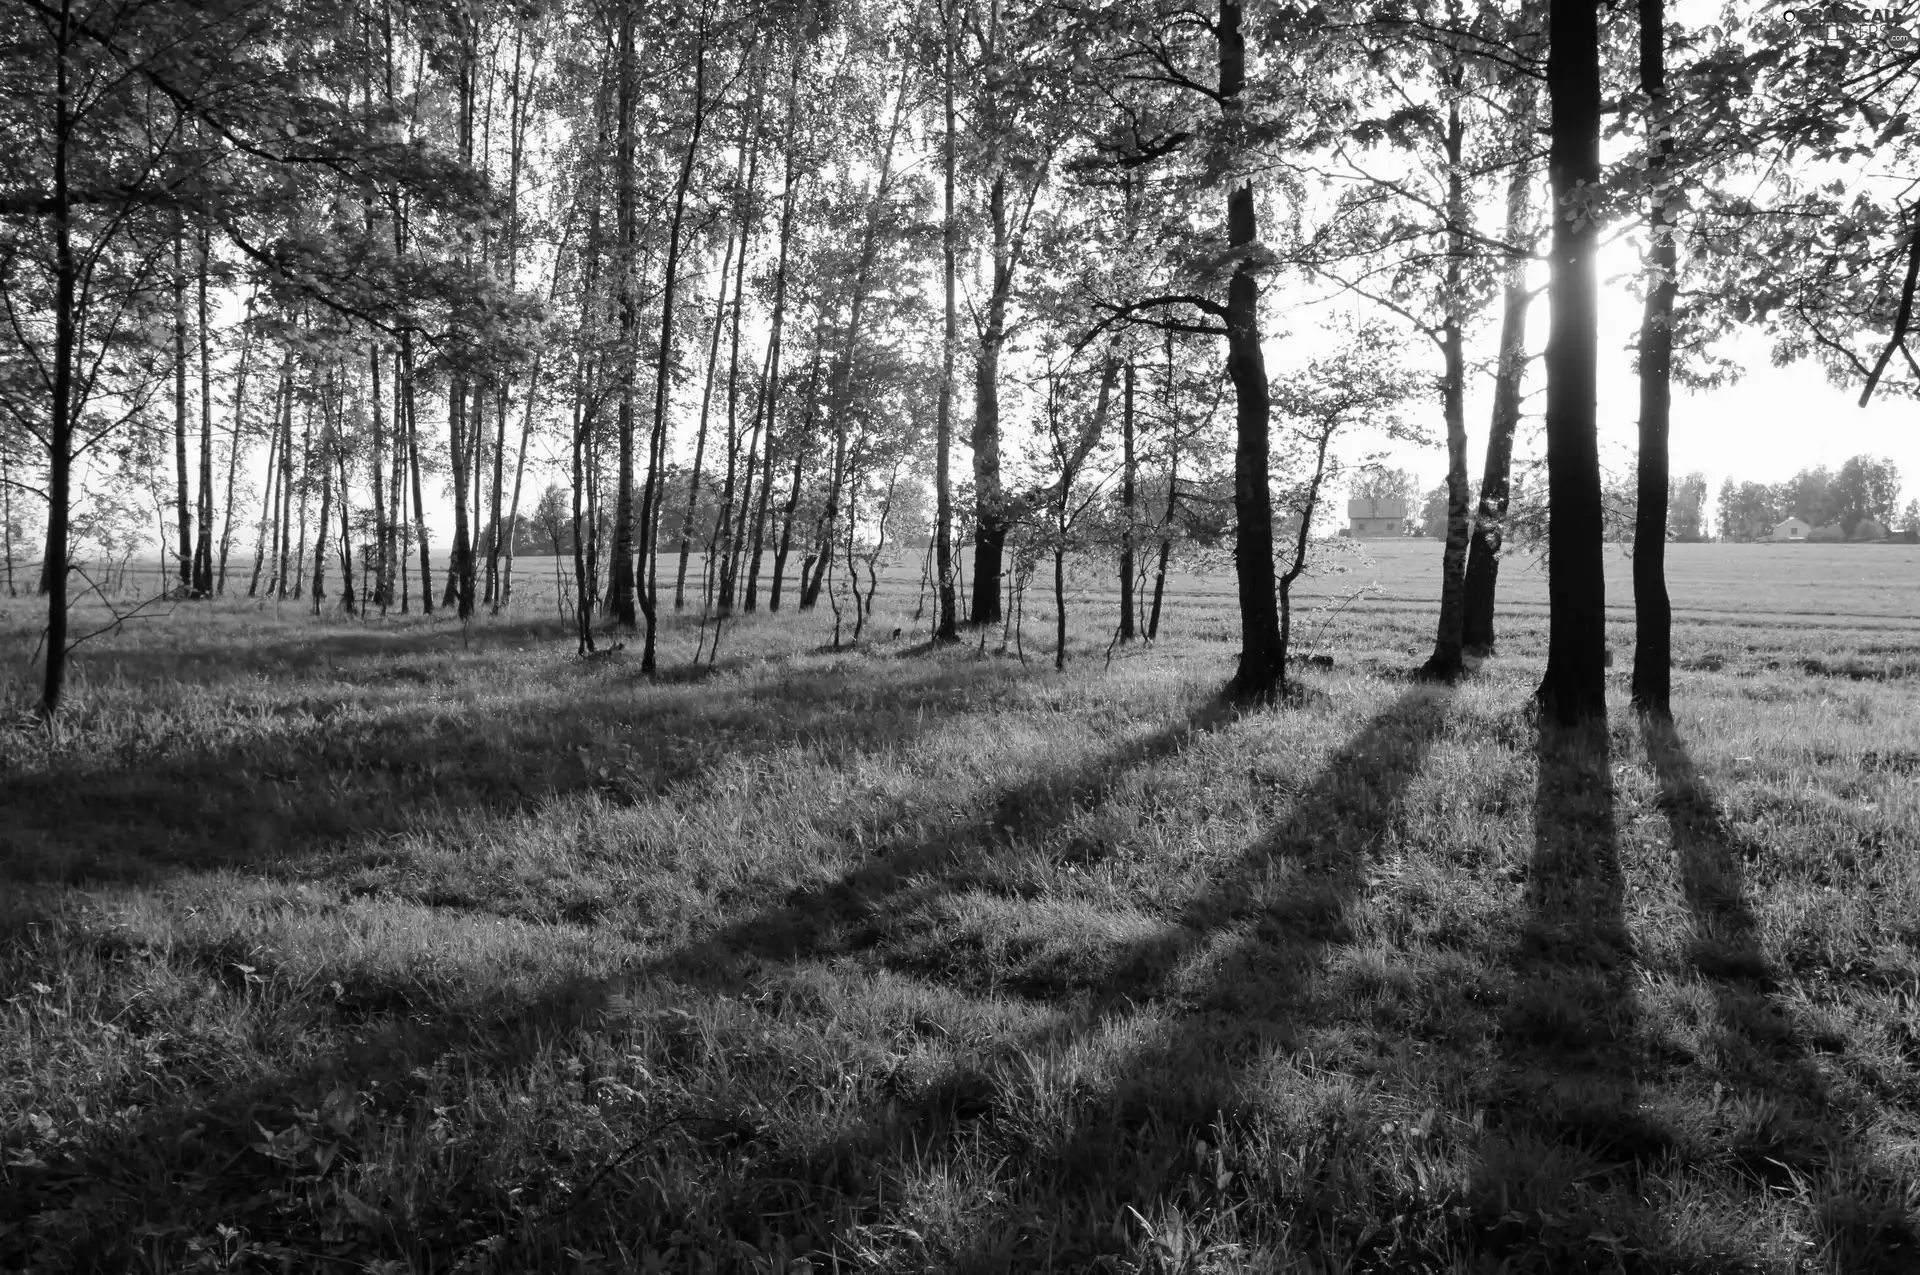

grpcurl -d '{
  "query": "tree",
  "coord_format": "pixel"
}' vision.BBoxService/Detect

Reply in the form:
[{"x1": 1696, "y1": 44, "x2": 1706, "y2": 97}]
[
  {"x1": 1832, "y1": 454, "x2": 1901, "y2": 534},
  {"x1": 1630, "y1": 0, "x2": 1676, "y2": 718},
  {"x1": 1418, "y1": 480, "x2": 1473, "y2": 539},
  {"x1": 1668, "y1": 470, "x2": 1706, "y2": 541},
  {"x1": 1714, "y1": 476, "x2": 1775, "y2": 541},
  {"x1": 3, "y1": 0, "x2": 515, "y2": 713},
  {"x1": 934, "y1": 0, "x2": 960, "y2": 642},
  {"x1": 1075, "y1": 0, "x2": 1336, "y2": 698},
  {"x1": 1461, "y1": 71, "x2": 1542, "y2": 658},
  {"x1": 1352, "y1": 466, "x2": 1418, "y2": 510},
  {"x1": 1303, "y1": 2, "x2": 1547, "y2": 680},
  {"x1": 958, "y1": 0, "x2": 1069, "y2": 629},
  {"x1": 1271, "y1": 323, "x2": 1421, "y2": 671},
  {"x1": 1537, "y1": 0, "x2": 1609, "y2": 725}
]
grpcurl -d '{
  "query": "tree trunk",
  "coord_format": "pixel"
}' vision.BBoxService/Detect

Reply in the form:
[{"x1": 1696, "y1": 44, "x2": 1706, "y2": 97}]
[
  {"x1": 445, "y1": 374, "x2": 474, "y2": 616},
  {"x1": 192, "y1": 231, "x2": 215, "y2": 597},
  {"x1": 1538, "y1": 0, "x2": 1608, "y2": 724},
  {"x1": 1119, "y1": 360, "x2": 1136, "y2": 643},
  {"x1": 291, "y1": 393, "x2": 312, "y2": 597},
  {"x1": 311, "y1": 410, "x2": 333, "y2": 613},
  {"x1": 444, "y1": 34, "x2": 479, "y2": 620},
  {"x1": 248, "y1": 414, "x2": 279, "y2": 600},
  {"x1": 401, "y1": 334, "x2": 432, "y2": 613},
  {"x1": 717, "y1": 74, "x2": 765, "y2": 614},
  {"x1": 1462, "y1": 97, "x2": 1538, "y2": 655},
  {"x1": 248, "y1": 357, "x2": 289, "y2": 597},
  {"x1": 936, "y1": 3, "x2": 959, "y2": 642},
  {"x1": 465, "y1": 377, "x2": 486, "y2": 609},
  {"x1": 770, "y1": 328, "x2": 825, "y2": 611},
  {"x1": 637, "y1": 23, "x2": 715, "y2": 670},
  {"x1": 571, "y1": 365, "x2": 597, "y2": 654},
  {"x1": 801, "y1": 55, "x2": 913, "y2": 611},
  {"x1": 725, "y1": 336, "x2": 772, "y2": 611},
  {"x1": 1422, "y1": 90, "x2": 1471, "y2": 680},
  {"x1": 1053, "y1": 539, "x2": 1067, "y2": 670},
  {"x1": 1148, "y1": 397, "x2": 1178, "y2": 642},
  {"x1": 367, "y1": 344, "x2": 390, "y2": 608},
  {"x1": 216, "y1": 290, "x2": 256, "y2": 595},
  {"x1": 1631, "y1": 0, "x2": 1674, "y2": 718},
  {"x1": 3, "y1": 444, "x2": 15, "y2": 597},
  {"x1": 1277, "y1": 423, "x2": 1337, "y2": 674},
  {"x1": 41, "y1": 13, "x2": 75, "y2": 716},
  {"x1": 336, "y1": 449, "x2": 356, "y2": 615},
  {"x1": 607, "y1": 23, "x2": 639, "y2": 637},
  {"x1": 1220, "y1": 0, "x2": 1283, "y2": 698},
  {"x1": 385, "y1": 352, "x2": 404, "y2": 609},
  {"x1": 968, "y1": 169, "x2": 1014, "y2": 627},
  {"x1": 502, "y1": 354, "x2": 539, "y2": 607},
  {"x1": 173, "y1": 223, "x2": 193, "y2": 596},
  {"x1": 484, "y1": 24, "x2": 530, "y2": 611},
  {"x1": 275, "y1": 364, "x2": 298, "y2": 596},
  {"x1": 742, "y1": 59, "x2": 802, "y2": 614},
  {"x1": 676, "y1": 230, "x2": 735, "y2": 610}
]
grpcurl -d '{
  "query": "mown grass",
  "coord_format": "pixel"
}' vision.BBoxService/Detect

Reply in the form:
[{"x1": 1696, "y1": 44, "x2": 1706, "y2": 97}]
[{"x1": 2, "y1": 567, "x2": 1918, "y2": 1273}]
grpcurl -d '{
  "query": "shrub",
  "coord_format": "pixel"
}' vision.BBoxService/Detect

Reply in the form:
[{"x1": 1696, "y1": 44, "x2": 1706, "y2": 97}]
[{"x1": 1849, "y1": 518, "x2": 1887, "y2": 542}]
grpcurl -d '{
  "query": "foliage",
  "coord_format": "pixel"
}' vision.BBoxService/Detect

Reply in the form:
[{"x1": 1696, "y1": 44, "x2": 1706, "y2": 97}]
[{"x1": 1716, "y1": 455, "x2": 1904, "y2": 540}]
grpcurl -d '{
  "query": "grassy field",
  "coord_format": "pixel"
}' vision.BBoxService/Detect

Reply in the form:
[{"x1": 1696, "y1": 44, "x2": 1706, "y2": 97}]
[{"x1": 2, "y1": 543, "x2": 1919, "y2": 1272}]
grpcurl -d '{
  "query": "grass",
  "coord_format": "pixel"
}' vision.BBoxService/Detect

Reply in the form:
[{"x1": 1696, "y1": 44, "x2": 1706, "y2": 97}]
[{"x1": 2, "y1": 550, "x2": 1919, "y2": 1273}]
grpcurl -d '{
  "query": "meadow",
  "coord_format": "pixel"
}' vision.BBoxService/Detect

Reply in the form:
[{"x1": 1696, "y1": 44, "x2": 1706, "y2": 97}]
[{"x1": 2, "y1": 540, "x2": 1918, "y2": 1273}]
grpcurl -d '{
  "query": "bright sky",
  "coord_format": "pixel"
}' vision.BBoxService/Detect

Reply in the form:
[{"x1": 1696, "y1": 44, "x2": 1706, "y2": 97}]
[{"x1": 1316, "y1": 236, "x2": 1920, "y2": 521}]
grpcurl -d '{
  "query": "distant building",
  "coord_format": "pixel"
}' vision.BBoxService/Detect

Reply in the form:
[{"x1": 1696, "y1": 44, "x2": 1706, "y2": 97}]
[
  {"x1": 1771, "y1": 516, "x2": 1810, "y2": 542},
  {"x1": 1347, "y1": 497, "x2": 1407, "y2": 539}
]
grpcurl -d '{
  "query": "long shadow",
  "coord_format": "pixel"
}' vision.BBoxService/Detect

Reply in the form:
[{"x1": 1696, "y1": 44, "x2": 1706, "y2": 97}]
[
  {"x1": 0, "y1": 652, "x2": 998, "y2": 896},
  {"x1": 617, "y1": 687, "x2": 1458, "y2": 1270},
  {"x1": 1, "y1": 674, "x2": 1249, "y2": 1272},
  {"x1": 658, "y1": 692, "x2": 1247, "y2": 983},
  {"x1": 1464, "y1": 718, "x2": 1649, "y2": 1268},
  {"x1": 36, "y1": 688, "x2": 1917, "y2": 1272},
  {"x1": 37, "y1": 613, "x2": 577, "y2": 687},
  {"x1": 915, "y1": 687, "x2": 1459, "y2": 1271},
  {"x1": 1644, "y1": 718, "x2": 1920, "y2": 1273}
]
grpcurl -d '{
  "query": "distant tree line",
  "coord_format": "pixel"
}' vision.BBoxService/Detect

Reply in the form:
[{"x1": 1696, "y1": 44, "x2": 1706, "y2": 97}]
[
  {"x1": 1361, "y1": 465, "x2": 1709, "y2": 546},
  {"x1": 1715, "y1": 456, "x2": 1909, "y2": 541}
]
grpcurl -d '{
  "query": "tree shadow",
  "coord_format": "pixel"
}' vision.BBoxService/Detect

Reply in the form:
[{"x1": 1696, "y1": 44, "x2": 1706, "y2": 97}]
[
  {"x1": 0, "y1": 652, "x2": 1002, "y2": 893},
  {"x1": 1464, "y1": 717, "x2": 1649, "y2": 1268},
  {"x1": 623, "y1": 686, "x2": 1457, "y2": 1270},
  {"x1": 657, "y1": 691, "x2": 1248, "y2": 982},
  {"x1": 17, "y1": 689, "x2": 1916, "y2": 1272},
  {"x1": 24, "y1": 613, "x2": 578, "y2": 689},
  {"x1": 1, "y1": 676, "x2": 1254, "y2": 1272},
  {"x1": 1643, "y1": 718, "x2": 1920, "y2": 1274}
]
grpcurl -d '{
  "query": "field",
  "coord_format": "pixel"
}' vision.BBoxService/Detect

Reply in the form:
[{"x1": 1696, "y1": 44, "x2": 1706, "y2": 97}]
[{"x1": 3, "y1": 541, "x2": 1919, "y2": 1273}]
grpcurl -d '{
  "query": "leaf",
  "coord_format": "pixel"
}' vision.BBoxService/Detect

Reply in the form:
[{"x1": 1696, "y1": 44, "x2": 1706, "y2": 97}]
[{"x1": 335, "y1": 1185, "x2": 385, "y2": 1226}]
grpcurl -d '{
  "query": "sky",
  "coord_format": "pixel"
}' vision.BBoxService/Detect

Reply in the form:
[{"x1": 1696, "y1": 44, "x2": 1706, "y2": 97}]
[{"x1": 1317, "y1": 233, "x2": 1919, "y2": 523}]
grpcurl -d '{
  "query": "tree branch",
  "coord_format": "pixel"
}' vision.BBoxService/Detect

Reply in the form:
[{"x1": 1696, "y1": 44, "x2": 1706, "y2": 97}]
[{"x1": 1859, "y1": 210, "x2": 1920, "y2": 407}]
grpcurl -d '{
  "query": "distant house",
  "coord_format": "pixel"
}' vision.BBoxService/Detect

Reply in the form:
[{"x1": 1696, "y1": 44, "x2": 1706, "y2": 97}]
[
  {"x1": 1771, "y1": 516, "x2": 1810, "y2": 542},
  {"x1": 1347, "y1": 497, "x2": 1407, "y2": 540}
]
